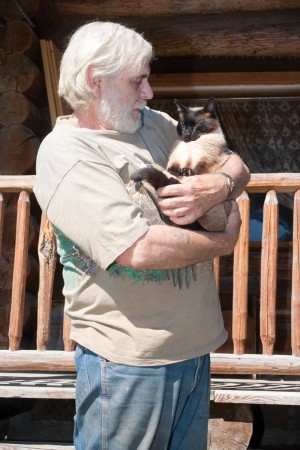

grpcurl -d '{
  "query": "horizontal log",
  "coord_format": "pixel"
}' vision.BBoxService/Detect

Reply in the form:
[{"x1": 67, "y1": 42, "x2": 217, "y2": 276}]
[
  {"x1": 1, "y1": 0, "x2": 60, "y2": 37},
  {"x1": 55, "y1": 0, "x2": 300, "y2": 18},
  {"x1": 247, "y1": 174, "x2": 300, "y2": 193},
  {"x1": 0, "y1": 351, "x2": 299, "y2": 375},
  {"x1": 46, "y1": 9, "x2": 300, "y2": 60},
  {"x1": 2, "y1": 174, "x2": 299, "y2": 194},
  {"x1": 0, "y1": 54, "x2": 46, "y2": 105},
  {"x1": 211, "y1": 353, "x2": 300, "y2": 375},
  {"x1": 0, "y1": 176, "x2": 35, "y2": 192},
  {"x1": 0, "y1": 92, "x2": 44, "y2": 136},
  {"x1": 0, "y1": 442, "x2": 74, "y2": 449},
  {"x1": 106, "y1": 10, "x2": 300, "y2": 58},
  {"x1": 150, "y1": 71, "x2": 300, "y2": 98},
  {"x1": 0, "y1": 350, "x2": 75, "y2": 371},
  {"x1": 213, "y1": 390, "x2": 300, "y2": 405},
  {"x1": 0, "y1": 125, "x2": 40, "y2": 175},
  {"x1": 0, "y1": 385, "x2": 75, "y2": 399},
  {"x1": 0, "y1": 20, "x2": 41, "y2": 64}
]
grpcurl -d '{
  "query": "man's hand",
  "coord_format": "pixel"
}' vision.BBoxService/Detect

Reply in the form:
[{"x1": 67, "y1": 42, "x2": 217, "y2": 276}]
[{"x1": 157, "y1": 172, "x2": 228, "y2": 226}]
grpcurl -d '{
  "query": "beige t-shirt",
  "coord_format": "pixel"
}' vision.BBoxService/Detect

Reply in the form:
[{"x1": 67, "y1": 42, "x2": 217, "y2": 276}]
[{"x1": 34, "y1": 107, "x2": 227, "y2": 366}]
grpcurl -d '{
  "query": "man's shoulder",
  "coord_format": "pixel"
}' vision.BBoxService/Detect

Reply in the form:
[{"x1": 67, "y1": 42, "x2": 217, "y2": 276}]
[{"x1": 144, "y1": 106, "x2": 176, "y2": 124}]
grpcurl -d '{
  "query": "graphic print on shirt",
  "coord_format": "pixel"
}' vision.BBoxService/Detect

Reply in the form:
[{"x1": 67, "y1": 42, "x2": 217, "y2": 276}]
[
  {"x1": 107, "y1": 169, "x2": 213, "y2": 289},
  {"x1": 53, "y1": 226, "x2": 97, "y2": 288}
]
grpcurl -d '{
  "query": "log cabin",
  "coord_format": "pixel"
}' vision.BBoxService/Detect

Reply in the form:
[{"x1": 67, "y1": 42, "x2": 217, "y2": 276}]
[{"x1": 0, "y1": 1, "x2": 300, "y2": 448}]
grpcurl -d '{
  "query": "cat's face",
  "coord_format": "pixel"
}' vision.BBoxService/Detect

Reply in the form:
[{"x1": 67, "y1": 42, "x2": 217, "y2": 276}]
[{"x1": 174, "y1": 98, "x2": 219, "y2": 142}]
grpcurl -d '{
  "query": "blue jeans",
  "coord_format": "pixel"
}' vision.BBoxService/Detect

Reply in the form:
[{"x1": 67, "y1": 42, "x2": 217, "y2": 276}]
[{"x1": 74, "y1": 345, "x2": 210, "y2": 450}]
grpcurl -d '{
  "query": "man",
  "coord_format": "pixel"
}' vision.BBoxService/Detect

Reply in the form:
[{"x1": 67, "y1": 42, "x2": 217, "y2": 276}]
[{"x1": 34, "y1": 21, "x2": 250, "y2": 450}]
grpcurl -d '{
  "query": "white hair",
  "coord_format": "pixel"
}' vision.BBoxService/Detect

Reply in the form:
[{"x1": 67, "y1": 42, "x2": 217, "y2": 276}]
[{"x1": 58, "y1": 21, "x2": 153, "y2": 110}]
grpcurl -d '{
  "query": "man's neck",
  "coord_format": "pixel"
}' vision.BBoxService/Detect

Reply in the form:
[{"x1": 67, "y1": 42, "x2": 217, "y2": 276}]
[{"x1": 72, "y1": 106, "x2": 112, "y2": 130}]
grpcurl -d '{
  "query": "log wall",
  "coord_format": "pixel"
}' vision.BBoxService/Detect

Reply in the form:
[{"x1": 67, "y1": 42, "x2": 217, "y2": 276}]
[{"x1": 0, "y1": 21, "x2": 52, "y2": 351}]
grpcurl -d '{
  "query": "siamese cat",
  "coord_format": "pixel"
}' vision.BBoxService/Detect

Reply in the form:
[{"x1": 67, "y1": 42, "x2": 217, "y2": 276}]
[{"x1": 131, "y1": 97, "x2": 233, "y2": 231}]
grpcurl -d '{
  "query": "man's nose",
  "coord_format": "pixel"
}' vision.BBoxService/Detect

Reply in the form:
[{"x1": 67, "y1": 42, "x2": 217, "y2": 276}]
[{"x1": 141, "y1": 80, "x2": 153, "y2": 100}]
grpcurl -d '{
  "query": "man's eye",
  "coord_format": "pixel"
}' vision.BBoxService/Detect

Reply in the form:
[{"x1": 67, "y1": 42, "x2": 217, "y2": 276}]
[{"x1": 132, "y1": 79, "x2": 142, "y2": 87}]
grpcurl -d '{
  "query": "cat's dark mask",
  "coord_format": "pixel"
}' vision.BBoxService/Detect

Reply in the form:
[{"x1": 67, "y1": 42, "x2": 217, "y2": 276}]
[{"x1": 174, "y1": 98, "x2": 218, "y2": 142}]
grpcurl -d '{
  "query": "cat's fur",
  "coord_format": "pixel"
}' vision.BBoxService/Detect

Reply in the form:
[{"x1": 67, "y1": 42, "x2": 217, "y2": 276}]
[{"x1": 131, "y1": 98, "x2": 232, "y2": 231}]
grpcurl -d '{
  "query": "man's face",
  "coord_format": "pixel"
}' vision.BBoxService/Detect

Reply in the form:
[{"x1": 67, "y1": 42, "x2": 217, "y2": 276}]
[{"x1": 96, "y1": 63, "x2": 153, "y2": 133}]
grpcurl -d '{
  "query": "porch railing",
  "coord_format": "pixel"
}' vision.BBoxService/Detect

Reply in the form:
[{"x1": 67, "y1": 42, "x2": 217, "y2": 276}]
[{"x1": 0, "y1": 174, "x2": 300, "y2": 376}]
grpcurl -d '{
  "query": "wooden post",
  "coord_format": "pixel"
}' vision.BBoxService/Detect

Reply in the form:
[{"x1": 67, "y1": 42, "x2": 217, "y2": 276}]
[
  {"x1": 36, "y1": 214, "x2": 57, "y2": 351},
  {"x1": 63, "y1": 315, "x2": 76, "y2": 352},
  {"x1": 232, "y1": 192, "x2": 250, "y2": 354},
  {"x1": 8, "y1": 191, "x2": 30, "y2": 351},
  {"x1": 0, "y1": 193, "x2": 3, "y2": 262},
  {"x1": 214, "y1": 256, "x2": 220, "y2": 291},
  {"x1": 260, "y1": 190, "x2": 278, "y2": 355},
  {"x1": 292, "y1": 189, "x2": 300, "y2": 356}
]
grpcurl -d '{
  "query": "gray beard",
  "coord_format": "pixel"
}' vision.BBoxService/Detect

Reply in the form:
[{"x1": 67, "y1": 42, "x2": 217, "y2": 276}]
[{"x1": 98, "y1": 93, "x2": 146, "y2": 134}]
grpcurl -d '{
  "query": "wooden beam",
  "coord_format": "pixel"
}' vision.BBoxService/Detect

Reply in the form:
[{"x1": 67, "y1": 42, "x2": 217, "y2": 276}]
[
  {"x1": 0, "y1": 350, "x2": 75, "y2": 371},
  {"x1": 213, "y1": 390, "x2": 300, "y2": 405},
  {"x1": 0, "y1": 0, "x2": 60, "y2": 37},
  {"x1": 0, "y1": 443, "x2": 74, "y2": 449},
  {"x1": 260, "y1": 191, "x2": 279, "y2": 355},
  {"x1": 247, "y1": 174, "x2": 300, "y2": 193},
  {"x1": 0, "y1": 175, "x2": 35, "y2": 192},
  {"x1": 0, "y1": 351, "x2": 300, "y2": 375},
  {"x1": 54, "y1": 1, "x2": 300, "y2": 18},
  {"x1": 232, "y1": 192, "x2": 250, "y2": 354},
  {"x1": 9, "y1": 192, "x2": 30, "y2": 351},
  {"x1": 150, "y1": 71, "x2": 300, "y2": 98},
  {"x1": 135, "y1": 11, "x2": 300, "y2": 59},
  {"x1": 0, "y1": 173, "x2": 300, "y2": 193},
  {"x1": 211, "y1": 353, "x2": 300, "y2": 375},
  {"x1": 292, "y1": 190, "x2": 300, "y2": 356}
]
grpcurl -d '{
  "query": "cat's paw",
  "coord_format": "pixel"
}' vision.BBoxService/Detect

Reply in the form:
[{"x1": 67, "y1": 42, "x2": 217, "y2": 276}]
[
  {"x1": 130, "y1": 167, "x2": 173, "y2": 189},
  {"x1": 168, "y1": 167, "x2": 195, "y2": 177}
]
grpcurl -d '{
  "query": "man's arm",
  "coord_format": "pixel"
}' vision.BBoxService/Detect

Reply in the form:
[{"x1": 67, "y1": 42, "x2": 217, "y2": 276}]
[
  {"x1": 156, "y1": 153, "x2": 250, "y2": 226},
  {"x1": 116, "y1": 201, "x2": 241, "y2": 270}
]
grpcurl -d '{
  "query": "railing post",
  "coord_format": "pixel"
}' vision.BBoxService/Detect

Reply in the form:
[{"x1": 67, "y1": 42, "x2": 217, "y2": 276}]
[
  {"x1": 232, "y1": 192, "x2": 250, "y2": 354},
  {"x1": 214, "y1": 256, "x2": 220, "y2": 291},
  {"x1": 36, "y1": 214, "x2": 57, "y2": 351},
  {"x1": 63, "y1": 314, "x2": 76, "y2": 352},
  {"x1": 292, "y1": 189, "x2": 300, "y2": 356},
  {"x1": 8, "y1": 191, "x2": 30, "y2": 351},
  {"x1": 0, "y1": 193, "x2": 3, "y2": 262},
  {"x1": 260, "y1": 190, "x2": 278, "y2": 355}
]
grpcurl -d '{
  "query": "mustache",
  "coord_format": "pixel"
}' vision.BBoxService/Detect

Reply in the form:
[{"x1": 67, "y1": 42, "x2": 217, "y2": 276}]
[{"x1": 132, "y1": 100, "x2": 147, "y2": 110}]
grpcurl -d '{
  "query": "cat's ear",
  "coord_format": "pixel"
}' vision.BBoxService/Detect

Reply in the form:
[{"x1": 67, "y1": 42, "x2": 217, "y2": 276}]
[
  {"x1": 203, "y1": 97, "x2": 217, "y2": 118},
  {"x1": 174, "y1": 99, "x2": 188, "y2": 121}
]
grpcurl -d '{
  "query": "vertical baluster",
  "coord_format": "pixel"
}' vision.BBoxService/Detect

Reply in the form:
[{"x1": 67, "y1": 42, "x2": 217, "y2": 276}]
[
  {"x1": 232, "y1": 192, "x2": 250, "y2": 354},
  {"x1": 36, "y1": 215, "x2": 57, "y2": 351},
  {"x1": 292, "y1": 189, "x2": 300, "y2": 356},
  {"x1": 214, "y1": 256, "x2": 220, "y2": 291},
  {"x1": 63, "y1": 314, "x2": 76, "y2": 351},
  {"x1": 8, "y1": 191, "x2": 30, "y2": 351},
  {"x1": 260, "y1": 190, "x2": 278, "y2": 355},
  {"x1": 0, "y1": 193, "x2": 3, "y2": 260}
]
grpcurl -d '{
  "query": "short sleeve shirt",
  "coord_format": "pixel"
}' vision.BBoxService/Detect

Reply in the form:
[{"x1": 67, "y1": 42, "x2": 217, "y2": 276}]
[{"x1": 33, "y1": 107, "x2": 227, "y2": 366}]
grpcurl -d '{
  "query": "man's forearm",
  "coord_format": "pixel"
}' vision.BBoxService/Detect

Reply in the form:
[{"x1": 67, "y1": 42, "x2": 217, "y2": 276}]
[
  {"x1": 157, "y1": 153, "x2": 250, "y2": 226},
  {"x1": 116, "y1": 203, "x2": 241, "y2": 270},
  {"x1": 219, "y1": 153, "x2": 251, "y2": 200}
]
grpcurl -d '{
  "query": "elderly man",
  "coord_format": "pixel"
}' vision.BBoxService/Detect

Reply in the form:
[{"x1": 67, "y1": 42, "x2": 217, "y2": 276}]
[{"x1": 34, "y1": 21, "x2": 250, "y2": 450}]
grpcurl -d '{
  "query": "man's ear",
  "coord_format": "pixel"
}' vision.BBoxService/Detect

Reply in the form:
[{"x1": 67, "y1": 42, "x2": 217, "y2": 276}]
[{"x1": 86, "y1": 66, "x2": 101, "y2": 99}]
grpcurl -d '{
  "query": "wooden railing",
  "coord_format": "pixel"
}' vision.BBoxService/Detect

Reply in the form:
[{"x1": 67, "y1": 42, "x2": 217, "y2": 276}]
[{"x1": 0, "y1": 174, "x2": 300, "y2": 377}]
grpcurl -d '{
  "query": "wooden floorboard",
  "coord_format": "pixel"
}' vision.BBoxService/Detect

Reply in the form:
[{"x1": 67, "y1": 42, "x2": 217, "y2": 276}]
[{"x1": 0, "y1": 443, "x2": 74, "y2": 449}]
